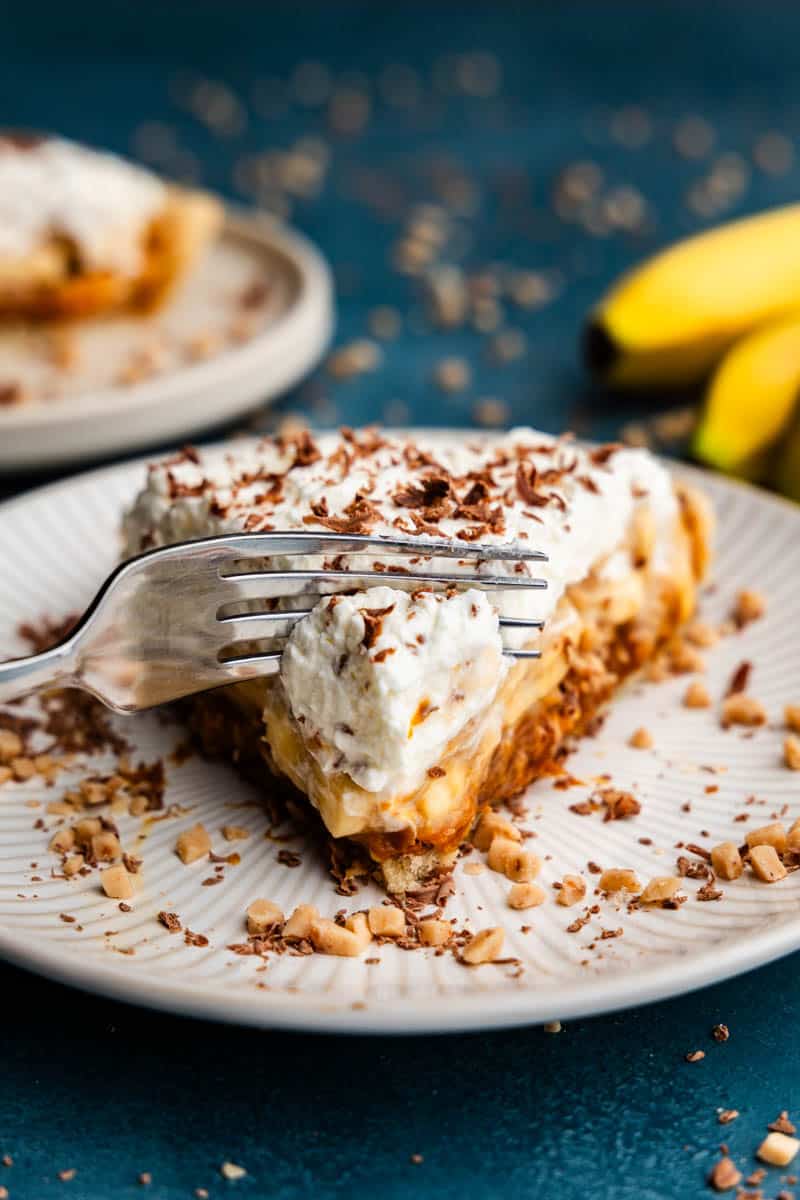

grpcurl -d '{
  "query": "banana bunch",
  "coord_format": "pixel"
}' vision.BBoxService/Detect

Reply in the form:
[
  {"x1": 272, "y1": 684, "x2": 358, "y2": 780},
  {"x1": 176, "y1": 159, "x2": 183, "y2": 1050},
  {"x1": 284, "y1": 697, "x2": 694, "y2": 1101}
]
[{"x1": 584, "y1": 203, "x2": 800, "y2": 499}]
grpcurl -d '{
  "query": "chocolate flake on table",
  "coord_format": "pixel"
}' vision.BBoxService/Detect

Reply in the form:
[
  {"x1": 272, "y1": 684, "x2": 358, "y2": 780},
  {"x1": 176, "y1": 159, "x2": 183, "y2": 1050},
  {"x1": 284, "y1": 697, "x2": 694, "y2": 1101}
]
[
  {"x1": 208, "y1": 850, "x2": 240, "y2": 866},
  {"x1": 569, "y1": 799, "x2": 599, "y2": 816},
  {"x1": 405, "y1": 869, "x2": 456, "y2": 910},
  {"x1": 17, "y1": 613, "x2": 79, "y2": 655},
  {"x1": 595, "y1": 787, "x2": 641, "y2": 822},
  {"x1": 158, "y1": 911, "x2": 182, "y2": 933},
  {"x1": 34, "y1": 689, "x2": 130, "y2": 759},
  {"x1": 566, "y1": 911, "x2": 592, "y2": 934},
  {"x1": 769, "y1": 1112, "x2": 798, "y2": 1136},
  {"x1": 697, "y1": 878, "x2": 723, "y2": 902},
  {"x1": 184, "y1": 929, "x2": 209, "y2": 948},
  {"x1": 676, "y1": 855, "x2": 712, "y2": 880},
  {"x1": 726, "y1": 660, "x2": 752, "y2": 696}
]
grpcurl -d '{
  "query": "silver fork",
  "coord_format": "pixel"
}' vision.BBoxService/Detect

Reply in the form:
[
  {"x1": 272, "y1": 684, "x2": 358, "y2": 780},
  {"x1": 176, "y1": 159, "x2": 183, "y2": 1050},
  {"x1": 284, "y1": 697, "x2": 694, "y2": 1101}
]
[{"x1": 0, "y1": 532, "x2": 547, "y2": 713}]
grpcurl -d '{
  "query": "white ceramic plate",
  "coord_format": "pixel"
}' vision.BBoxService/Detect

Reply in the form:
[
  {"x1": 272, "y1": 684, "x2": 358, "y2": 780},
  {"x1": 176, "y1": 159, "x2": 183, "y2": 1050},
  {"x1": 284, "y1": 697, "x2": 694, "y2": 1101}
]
[
  {"x1": 0, "y1": 443, "x2": 798, "y2": 1033},
  {"x1": 0, "y1": 214, "x2": 333, "y2": 472}
]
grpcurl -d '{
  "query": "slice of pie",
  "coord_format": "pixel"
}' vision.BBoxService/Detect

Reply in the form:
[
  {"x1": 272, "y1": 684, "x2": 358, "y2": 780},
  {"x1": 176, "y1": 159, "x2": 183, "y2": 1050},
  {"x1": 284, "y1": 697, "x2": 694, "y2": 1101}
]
[
  {"x1": 124, "y1": 427, "x2": 713, "y2": 892},
  {"x1": 0, "y1": 132, "x2": 223, "y2": 321}
]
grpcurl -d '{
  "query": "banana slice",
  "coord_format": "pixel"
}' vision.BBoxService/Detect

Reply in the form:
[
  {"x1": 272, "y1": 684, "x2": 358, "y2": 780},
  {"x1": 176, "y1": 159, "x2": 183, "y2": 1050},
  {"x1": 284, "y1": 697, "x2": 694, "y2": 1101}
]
[
  {"x1": 584, "y1": 203, "x2": 800, "y2": 388},
  {"x1": 692, "y1": 314, "x2": 800, "y2": 475}
]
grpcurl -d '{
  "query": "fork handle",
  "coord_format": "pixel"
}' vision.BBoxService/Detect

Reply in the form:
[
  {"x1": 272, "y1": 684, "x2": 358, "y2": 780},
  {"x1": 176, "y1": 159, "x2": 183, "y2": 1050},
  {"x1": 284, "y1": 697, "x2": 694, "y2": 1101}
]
[{"x1": 0, "y1": 641, "x2": 78, "y2": 705}]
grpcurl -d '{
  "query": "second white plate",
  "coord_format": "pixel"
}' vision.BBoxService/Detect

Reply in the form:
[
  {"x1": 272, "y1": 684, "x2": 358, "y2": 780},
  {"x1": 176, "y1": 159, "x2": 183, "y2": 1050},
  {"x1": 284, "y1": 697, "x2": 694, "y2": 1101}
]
[{"x1": 0, "y1": 213, "x2": 333, "y2": 471}]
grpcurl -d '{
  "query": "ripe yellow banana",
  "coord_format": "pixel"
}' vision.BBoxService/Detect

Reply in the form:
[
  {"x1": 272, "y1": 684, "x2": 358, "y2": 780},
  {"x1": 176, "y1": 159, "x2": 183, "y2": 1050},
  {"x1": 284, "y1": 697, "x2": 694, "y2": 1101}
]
[
  {"x1": 692, "y1": 314, "x2": 800, "y2": 476},
  {"x1": 584, "y1": 203, "x2": 800, "y2": 388}
]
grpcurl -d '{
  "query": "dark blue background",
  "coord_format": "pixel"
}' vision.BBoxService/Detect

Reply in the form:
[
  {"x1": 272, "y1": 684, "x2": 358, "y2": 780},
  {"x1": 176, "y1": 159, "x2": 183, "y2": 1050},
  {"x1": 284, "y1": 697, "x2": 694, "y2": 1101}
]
[{"x1": 2, "y1": 3, "x2": 799, "y2": 1196}]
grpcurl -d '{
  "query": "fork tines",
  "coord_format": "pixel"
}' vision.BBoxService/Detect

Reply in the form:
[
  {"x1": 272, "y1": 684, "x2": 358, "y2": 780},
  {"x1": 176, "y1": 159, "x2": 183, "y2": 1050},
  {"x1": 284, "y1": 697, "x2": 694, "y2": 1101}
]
[
  {"x1": 214, "y1": 531, "x2": 548, "y2": 565},
  {"x1": 213, "y1": 531, "x2": 547, "y2": 664}
]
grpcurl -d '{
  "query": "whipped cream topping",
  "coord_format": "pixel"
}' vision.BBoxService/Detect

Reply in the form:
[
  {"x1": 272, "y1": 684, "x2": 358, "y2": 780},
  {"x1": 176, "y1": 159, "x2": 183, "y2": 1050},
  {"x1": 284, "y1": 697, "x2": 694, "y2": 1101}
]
[
  {"x1": 0, "y1": 135, "x2": 166, "y2": 274},
  {"x1": 281, "y1": 586, "x2": 506, "y2": 793},
  {"x1": 124, "y1": 428, "x2": 678, "y2": 792}
]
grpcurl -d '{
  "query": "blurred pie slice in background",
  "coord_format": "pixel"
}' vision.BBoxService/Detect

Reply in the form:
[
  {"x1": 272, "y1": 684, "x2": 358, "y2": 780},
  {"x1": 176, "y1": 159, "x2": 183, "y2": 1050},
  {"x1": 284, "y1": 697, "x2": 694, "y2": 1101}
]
[{"x1": 0, "y1": 131, "x2": 223, "y2": 321}]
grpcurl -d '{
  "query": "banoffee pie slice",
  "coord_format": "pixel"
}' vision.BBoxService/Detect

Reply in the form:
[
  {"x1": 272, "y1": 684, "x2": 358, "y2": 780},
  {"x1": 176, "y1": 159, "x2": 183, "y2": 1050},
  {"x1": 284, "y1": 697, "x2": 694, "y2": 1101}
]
[{"x1": 124, "y1": 427, "x2": 713, "y2": 893}]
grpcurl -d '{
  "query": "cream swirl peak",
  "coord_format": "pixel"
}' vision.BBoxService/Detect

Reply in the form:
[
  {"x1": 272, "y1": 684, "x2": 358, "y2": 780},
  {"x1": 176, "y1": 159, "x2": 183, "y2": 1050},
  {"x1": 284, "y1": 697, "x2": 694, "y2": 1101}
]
[
  {"x1": 0, "y1": 135, "x2": 166, "y2": 275},
  {"x1": 281, "y1": 585, "x2": 506, "y2": 794}
]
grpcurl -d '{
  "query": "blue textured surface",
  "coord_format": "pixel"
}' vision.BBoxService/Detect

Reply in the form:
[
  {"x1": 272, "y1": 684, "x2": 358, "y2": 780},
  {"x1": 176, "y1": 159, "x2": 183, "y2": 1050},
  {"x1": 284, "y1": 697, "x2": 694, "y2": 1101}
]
[{"x1": 1, "y1": 3, "x2": 800, "y2": 1196}]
